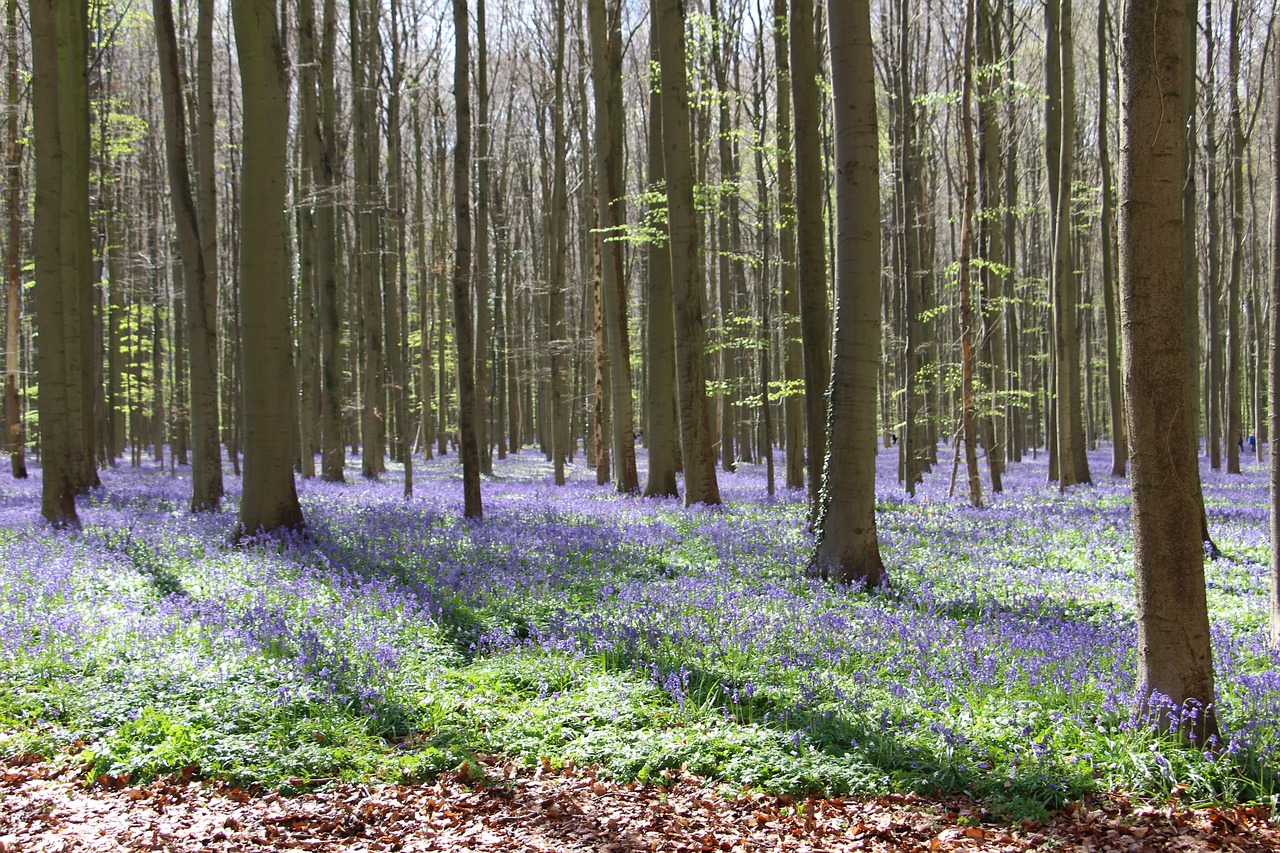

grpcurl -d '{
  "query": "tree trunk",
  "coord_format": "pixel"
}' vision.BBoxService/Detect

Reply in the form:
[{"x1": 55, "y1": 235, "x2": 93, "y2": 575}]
[
  {"x1": 4, "y1": 0, "x2": 26, "y2": 478},
  {"x1": 1099, "y1": 0, "x2": 1126, "y2": 476},
  {"x1": 957, "y1": 0, "x2": 982, "y2": 508},
  {"x1": 30, "y1": 0, "x2": 78, "y2": 525},
  {"x1": 976, "y1": 0, "x2": 1004, "y2": 494},
  {"x1": 232, "y1": 0, "x2": 304, "y2": 535},
  {"x1": 791, "y1": 0, "x2": 831, "y2": 518},
  {"x1": 655, "y1": 0, "x2": 721, "y2": 507},
  {"x1": 154, "y1": 0, "x2": 222, "y2": 510},
  {"x1": 1224, "y1": 0, "x2": 1243, "y2": 474},
  {"x1": 453, "y1": 0, "x2": 482, "y2": 519},
  {"x1": 475, "y1": 0, "x2": 492, "y2": 476},
  {"x1": 812, "y1": 0, "x2": 884, "y2": 586},
  {"x1": 1269, "y1": 12, "x2": 1280, "y2": 643},
  {"x1": 548, "y1": 0, "x2": 570, "y2": 486},
  {"x1": 1118, "y1": 0, "x2": 1217, "y2": 740},
  {"x1": 643, "y1": 11, "x2": 679, "y2": 499},
  {"x1": 587, "y1": 0, "x2": 638, "y2": 493},
  {"x1": 773, "y1": 0, "x2": 805, "y2": 492}
]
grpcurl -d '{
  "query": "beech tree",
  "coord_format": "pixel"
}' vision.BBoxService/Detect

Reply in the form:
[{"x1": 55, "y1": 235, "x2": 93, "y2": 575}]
[
  {"x1": 655, "y1": 0, "x2": 720, "y2": 507},
  {"x1": 29, "y1": 0, "x2": 78, "y2": 526},
  {"x1": 811, "y1": 0, "x2": 883, "y2": 586},
  {"x1": 1118, "y1": 0, "x2": 1216, "y2": 738},
  {"x1": 153, "y1": 0, "x2": 222, "y2": 512},
  {"x1": 233, "y1": 0, "x2": 304, "y2": 535},
  {"x1": 453, "y1": 0, "x2": 482, "y2": 519}
]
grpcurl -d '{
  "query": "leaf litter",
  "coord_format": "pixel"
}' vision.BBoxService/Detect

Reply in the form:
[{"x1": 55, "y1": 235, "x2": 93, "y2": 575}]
[{"x1": 1, "y1": 755, "x2": 1277, "y2": 852}]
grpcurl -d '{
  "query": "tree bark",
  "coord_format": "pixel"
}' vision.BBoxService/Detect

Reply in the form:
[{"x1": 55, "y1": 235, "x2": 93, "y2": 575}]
[
  {"x1": 1270, "y1": 13, "x2": 1280, "y2": 644},
  {"x1": 4, "y1": 0, "x2": 26, "y2": 479},
  {"x1": 1118, "y1": 0, "x2": 1217, "y2": 740},
  {"x1": 453, "y1": 0, "x2": 482, "y2": 519},
  {"x1": 773, "y1": 0, "x2": 805, "y2": 492},
  {"x1": 1099, "y1": 0, "x2": 1126, "y2": 477},
  {"x1": 812, "y1": 0, "x2": 884, "y2": 586},
  {"x1": 233, "y1": 0, "x2": 304, "y2": 535},
  {"x1": 957, "y1": 0, "x2": 982, "y2": 508},
  {"x1": 154, "y1": 0, "x2": 222, "y2": 511},
  {"x1": 587, "y1": 0, "x2": 639, "y2": 494},
  {"x1": 791, "y1": 0, "x2": 831, "y2": 518},
  {"x1": 655, "y1": 0, "x2": 721, "y2": 507},
  {"x1": 643, "y1": 8, "x2": 679, "y2": 499},
  {"x1": 30, "y1": 0, "x2": 78, "y2": 525}
]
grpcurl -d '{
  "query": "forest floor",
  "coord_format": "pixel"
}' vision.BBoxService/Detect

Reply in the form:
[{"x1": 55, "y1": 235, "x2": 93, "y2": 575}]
[
  {"x1": 2, "y1": 444, "x2": 1279, "y2": 850},
  {"x1": 4, "y1": 752, "x2": 1278, "y2": 852}
]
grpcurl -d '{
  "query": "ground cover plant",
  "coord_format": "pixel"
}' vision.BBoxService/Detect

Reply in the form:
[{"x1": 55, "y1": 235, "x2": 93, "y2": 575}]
[{"x1": 0, "y1": 444, "x2": 1277, "y2": 823}]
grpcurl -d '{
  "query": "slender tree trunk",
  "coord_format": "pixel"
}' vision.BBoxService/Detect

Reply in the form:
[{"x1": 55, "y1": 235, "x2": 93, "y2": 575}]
[
  {"x1": 1099, "y1": 0, "x2": 1126, "y2": 476},
  {"x1": 977, "y1": 0, "x2": 1004, "y2": 493},
  {"x1": 1225, "y1": 0, "x2": 1244, "y2": 474},
  {"x1": 957, "y1": 0, "x2": 982, "y2": 508},
  {"x1": 812, "y1": 0, "x2": 884, "y2": 586},
  {"x1": 587, "y1": 0, "x2": 638, "y2": 493},
  {"x1": 4, "y1": 0, "x2": 26, "y2": 479},
  {"x1": 774, "y1": 0, "x2": 804, "y2": 491},
  {"x1": 1269, "y1": 14, "x2": 1280, "y2": 644},
  {"x1": 655, "y1": 0, "x2": 720, "y2": 507},
  {"x1": 154, "y1": 0, "x2": 222, "y2": 510},
  {"x1": 791, "y1": 0, "x2": 831, "y2": 518},
  {"x1": 232, "y1": 0, "x2": 304, "y2": 535},
  {"x1": 1206, "y1": 2, "x2": 1223, "y2": 470},
  {"x1": 453, "y1": 0, "x2": 482, "y2": 519},
  {"x1": 548, "y1": 0, "x2": 570, "y2": 486},
  {"x1": 475, "y1": 0, "x2": 492, "y2": 476},
  {"x1": 1119, "y1": 0, "x2": 1217, "y2": 740}
]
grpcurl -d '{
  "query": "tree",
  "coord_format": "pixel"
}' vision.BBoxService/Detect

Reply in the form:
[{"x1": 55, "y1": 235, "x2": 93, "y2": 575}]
[
  {"x1": 1118, "y1": 0, "x2": 1216, "y2": 738},
  {"x1": 587, "y1": 0, "x2": 639, "y2": 494},
  {"x1": 790, "y1": 0, "x2": 831, "y2": 518},
  {"x1": 811, "y1": 0, "x2": 883, "y2": 586},
  {"x1": 956, "y1": 0, "x2": 982, "y2": 508},
  {"x1": 453, "y1": 0, "x2": 483, "y2": 520},
  {"x1": 772, "y1": 0, "x2": 804, "y2": 492},
  {"x1": 1099, "y1": 0, "x2": 1126, "y2": 477},
  {"x1": 29, "y1": 0, "x2": 77, "y2": 526},
  {"x1": 1269, "y1": 22, "x2": 1280, "y2": 646},
  {"x1": 654, "y1": 0, "x2": 721, "y2": 507},
  {"x1": 233, "y1": 0, "x2": 304, "y2": 535},
  {"x1": 643, "y1": 2, "x2": 679, "y2": 500},
  {"x1": 4, "y1": 0, "x2": 25, "y2": 479},
  {"x1": 153, "y1": 0, "x2": 222, "y2": 512}
]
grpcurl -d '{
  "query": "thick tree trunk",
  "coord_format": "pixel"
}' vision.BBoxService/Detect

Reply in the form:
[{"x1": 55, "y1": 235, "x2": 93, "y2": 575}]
[
  {"x1": 643, "y1": 12, "x2": 679, "y2": 499},
  {"x1": 232, "y1": 0, "x2": 304, "y2": 535},
  {"x1": 812, "y1": 0, "x2": 884, "y2": 586},
  {"x1": 453, "y1": 0, "x2": 482, "y2": 519},
  {"x1": 30, "y1": 0, "x2": 78, "y2": 525},
  {"x1": 655, "y1": 0, "x2": 720, "y2": 507},
  {"x1": 1118, "y1": 0, "x2": 1216, "y2": 740}
]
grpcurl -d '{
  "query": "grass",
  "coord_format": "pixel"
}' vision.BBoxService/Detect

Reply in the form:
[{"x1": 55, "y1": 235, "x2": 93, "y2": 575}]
[{"x1": 0, "y1": 443, "x2": 1276, "y2": 821}]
